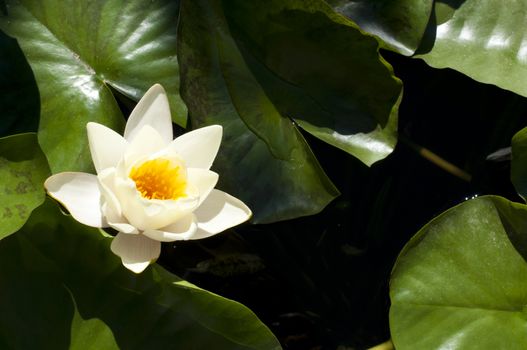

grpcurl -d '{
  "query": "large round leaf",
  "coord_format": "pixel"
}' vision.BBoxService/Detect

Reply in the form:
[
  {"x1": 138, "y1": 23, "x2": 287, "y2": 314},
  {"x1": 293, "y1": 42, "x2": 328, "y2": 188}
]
[
  {"x1": 222, "y1": 0, "x2": 402, "y2": 167},
  {"x1": 512, "y1": 126, "x2": 527, "y2": 200},
  {"x1": 390, "y1": 196, "x2": 527, "y2": 349},
  {"x1": 326, "y1": 0, "x2": 433, "y2": 55},
  {"x1": 0, "y1": 0, "x2": 187, "y2": 173},
  {"x1": 178, "y1": 0, "x2": 340, "y2": 223},
  {"x1": 0, "y1": 29, "x2": 39, "y2": 137},
  {"x1": 0, "y1": 200, "x2": 281, "y2": 349},
  {"x1": 0, "y1": 133, "x2": 49, "y2": 240},
  {"x1": 415, "y1": 0, "x2": 527, "y2": 98}
]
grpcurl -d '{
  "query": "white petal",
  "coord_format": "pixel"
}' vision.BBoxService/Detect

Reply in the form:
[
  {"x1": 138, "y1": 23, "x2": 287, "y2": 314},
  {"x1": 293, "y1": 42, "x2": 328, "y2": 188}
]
[
  {"x1": 110, "y1": 233, "x2": 161, "y2": 273},
  {"x1": 190, "y1": 227, "x2": 226, "y2": 240},
  {"x1": 124, "y1": 125, "x2": 167, "y2": 163},
  {"x1": 167, "y1": 125, "x2": 222, "y2": 169},
  {"x1": 193, "y1": 189, "x2": 251, "y2": 238},
  {"x1": 124, "y1": 84, "x2": 173, "y2": 144},
  {"x1": 97, "y1": 168, "x2": 138, "y2": 234},
  {"x1": 143, "y1": 214, "x2": 198, "y2": 242},
  {"x1": 187, "y1": 168, "x2": 218, "y2": 206},
  {"x1": 44, "y1": 172, "x2": 107, "y2": 228},
  {"x1": 109, "y1": 222, "x2": 139, "y2": 234},
  {"x1": 97, "y1": 167, "x2": 121, "y2": 218},
  {"x1": 87, "y1": 122, "x2": 127, "y2": 174}
]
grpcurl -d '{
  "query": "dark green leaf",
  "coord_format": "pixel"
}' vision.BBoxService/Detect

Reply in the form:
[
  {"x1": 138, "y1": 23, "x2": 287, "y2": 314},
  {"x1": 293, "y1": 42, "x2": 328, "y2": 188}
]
[
  {"x1": 390, "y1": 196, "x2": 527, "y2": 349},
  {"x1": 0, "y1": 0, "x2": 187, "y2": 173},
  {"x1": 512, "y1": 127, "x2": 527, "y2": 201},
  {"x1": 0, "y1": 133, "x2": 49, "y2": 240},
  {"x1": 222, "y1": 0, "x2": 402, "y2": 166},
  {"x1": 0, "y1": 29, "x2": 39, "y2": 137},
  {"x1": 326, "y1": 0, "x2": 433, "y2": 55},
  {"x1": 178, "y1": 0, "x2": 340, "y2": 223},
  {"x1": 416, "y1": 0, "x2": 527, "y2": 98},
  {"x1": 0, "y1": 200, "x2": 281, "y2": 349}
]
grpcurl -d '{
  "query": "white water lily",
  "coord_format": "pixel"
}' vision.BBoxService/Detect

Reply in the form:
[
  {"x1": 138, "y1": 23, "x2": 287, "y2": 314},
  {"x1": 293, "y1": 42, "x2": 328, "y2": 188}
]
[{"x1": 44, "y1": 84, "x2": 251, "y2": 273}]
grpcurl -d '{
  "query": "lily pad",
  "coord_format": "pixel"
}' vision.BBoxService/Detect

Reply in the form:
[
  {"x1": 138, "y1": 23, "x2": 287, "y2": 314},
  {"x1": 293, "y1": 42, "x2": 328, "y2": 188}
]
[
  {"x1": 416, "y1": 0, "x2": 527, "y2": 98},
  {"x1": 178, "y1": 0, "x2": 340, "y2": 223},
  {"x1": 390, "y1": 196, "x2": 527, "y2": 349},
  {"x1": 326, "y1": 0, "x2": 433, "y2": 55},
  {"x1": 0, "y1": 133, "x2": 49, "y2": 240},
  {"x1": 0, "y1": 200, "x2": 282, "y2": 349},
  {"x1": 221, "y1": 0, "x2": 402, "y2": 166},
  {"x1": 0, "y1": 0, "x2": 187, "y2": 173}
]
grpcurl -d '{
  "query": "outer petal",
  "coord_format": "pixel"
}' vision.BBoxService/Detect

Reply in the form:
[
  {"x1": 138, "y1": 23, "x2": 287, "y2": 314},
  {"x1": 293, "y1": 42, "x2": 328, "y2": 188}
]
[
  {"x1": 97, "y1": 168, "x2": 121, "y2": 218},
  {"x1": 98, "y1": 168, "x2": 139, "y2": 234},
  {"x1": 124, "y1": 84, "x2": 173, "y2": 144},
  {"x1": 87, "y1": 122, "x2": 127, "y2": 174},
  {"x1": 193, "y1": 189, "x2": 252, "y2": 239},
  {"x1": 110, "y1": 233, "x2": 161, "y2": 274},
  {"x1": 187, "y1": 168, "x2": 218, "y2": 206},
  {"x1": 44, "y1": 172, "x2": 107, "y2": 228},
  {"x1": 124, "y1": 125, "x2": 167, "y2": 163},
  {"x1": 143, "y1": 214, "x2": 198, "y2": 242},
  {"x1": 166, "y1": 125, "x2": 222, "y2": 169}
]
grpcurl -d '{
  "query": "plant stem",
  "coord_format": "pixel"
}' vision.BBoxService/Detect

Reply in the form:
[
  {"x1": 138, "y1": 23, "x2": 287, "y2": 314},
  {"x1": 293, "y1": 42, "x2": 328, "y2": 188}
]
[
  {"x1": 367, "y1": 339, "x2": 394, "y2": 350},
  {"x1": 400, "y1": 136, "x2": 472, "y2": 182}
]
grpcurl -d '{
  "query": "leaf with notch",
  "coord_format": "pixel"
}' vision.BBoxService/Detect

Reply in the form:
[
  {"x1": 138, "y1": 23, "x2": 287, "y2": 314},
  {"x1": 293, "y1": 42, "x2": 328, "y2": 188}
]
[{"x1": 0, "y1": 0, "x2": 187, "y2": 173}]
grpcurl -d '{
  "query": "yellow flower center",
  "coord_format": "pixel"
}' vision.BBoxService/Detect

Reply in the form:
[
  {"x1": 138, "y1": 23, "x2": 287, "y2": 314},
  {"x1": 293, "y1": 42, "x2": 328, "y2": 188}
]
[{"x1": 129, "y1": 158, "x2": 187, "y2": 200}]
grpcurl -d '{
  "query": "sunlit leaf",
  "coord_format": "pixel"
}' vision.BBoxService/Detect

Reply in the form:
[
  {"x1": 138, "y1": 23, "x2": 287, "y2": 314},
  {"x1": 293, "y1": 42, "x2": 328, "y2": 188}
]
[
  {"x1": 0, "y1": 200, "x2": 282, "y2": 349},
  {"x1": 326, "y1": 0, "x2": 433, "y2": 55},
  {"x1": 0, "y1": 133, "x2": 49, "y2": 240},
  {"x1": 390, "y1": 196, "x2": 527, "y2": 349},
  {"x1": 415, "y1": 0, "x2": 527, "y2": 98},
  {"x1": 0, "y1": 0, "x2": 187, "y2": 173}
]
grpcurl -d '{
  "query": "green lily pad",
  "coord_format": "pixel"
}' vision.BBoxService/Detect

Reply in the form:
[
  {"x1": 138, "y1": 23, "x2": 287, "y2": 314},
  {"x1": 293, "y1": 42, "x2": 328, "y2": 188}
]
[
  {"x1": 178, "y1": 0, "x2": 340, "y2": 223},
  {"x1": 221, "y1": 0, "x2": 402, "y2": 167},
  {"x1": 512, "y1": 126, "x2": 527, "y2": 201},
  {"x1": 416, "y1": 0, "x2": 527, "y2": 98},
  {"x1": 0, "y1": 200, "x2": 281, "y2": 349},
  {"x1": 0, "y1": 29, "x2": 39, "y2": 137},
  {"x1": 0, "y1": 133, "x2": 49, "y2": 240},
  {"x1": 326, "y1": 0, "x2": 433, "y2": 55},
  {"x1": 0, "y1": 0, "x2": 187, "y2": 173},
  {"x1": 390, "y1": 196, "x2": 527, "y2": 349}
]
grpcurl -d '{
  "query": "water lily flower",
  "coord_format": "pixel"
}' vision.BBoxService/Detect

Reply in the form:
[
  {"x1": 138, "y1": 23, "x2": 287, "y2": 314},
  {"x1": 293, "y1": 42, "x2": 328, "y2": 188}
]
[{"x1": 44, "y1": 84, "x2": 252, "y2": 273}]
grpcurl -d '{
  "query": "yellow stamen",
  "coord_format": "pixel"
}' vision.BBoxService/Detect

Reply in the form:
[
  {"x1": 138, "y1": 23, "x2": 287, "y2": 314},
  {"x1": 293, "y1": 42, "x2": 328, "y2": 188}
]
[{"x1": 129, "y1": 158, "x2": 186, "y2": 200}]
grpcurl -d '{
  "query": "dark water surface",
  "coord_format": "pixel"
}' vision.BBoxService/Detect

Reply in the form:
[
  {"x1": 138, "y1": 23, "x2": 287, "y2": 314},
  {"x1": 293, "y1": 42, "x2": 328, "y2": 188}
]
[{"x1": 160, "y1": 52, "x2": 527, "y2": 349}]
